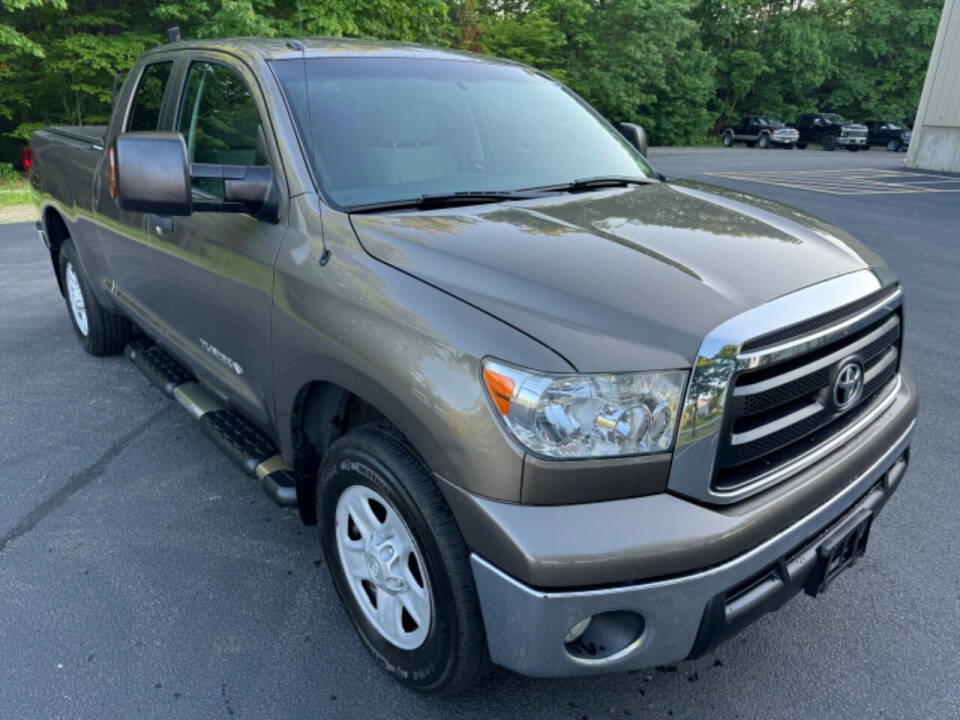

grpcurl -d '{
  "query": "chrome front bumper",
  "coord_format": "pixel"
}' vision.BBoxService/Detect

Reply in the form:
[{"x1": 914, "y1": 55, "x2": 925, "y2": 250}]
[{"x1": 471, "y1": 417, "x2": 914, "y2": 677}]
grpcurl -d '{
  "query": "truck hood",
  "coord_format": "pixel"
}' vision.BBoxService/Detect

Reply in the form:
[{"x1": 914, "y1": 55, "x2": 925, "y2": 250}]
[{"x1": 350, "y1": 181, "x2": 883, "y2": 372}]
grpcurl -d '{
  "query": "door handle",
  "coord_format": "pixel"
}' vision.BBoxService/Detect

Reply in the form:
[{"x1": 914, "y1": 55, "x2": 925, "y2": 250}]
[{"x1": 150, "y1": 215, "x2": 174, "y2": 235}]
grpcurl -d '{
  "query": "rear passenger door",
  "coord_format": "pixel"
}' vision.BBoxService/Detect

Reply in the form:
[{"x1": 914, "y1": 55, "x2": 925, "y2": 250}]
[
  {"x1": 94, "y1": 58, "x2": 175, "y2": 313},
  {"x1": 143, "y1": 55, "x2": 287, "y2": 429}
]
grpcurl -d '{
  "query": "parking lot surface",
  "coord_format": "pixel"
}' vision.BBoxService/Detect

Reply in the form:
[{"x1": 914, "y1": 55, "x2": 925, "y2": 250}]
[{"x1": 2, "y1": 148, "x2": 958, "y2": 719}]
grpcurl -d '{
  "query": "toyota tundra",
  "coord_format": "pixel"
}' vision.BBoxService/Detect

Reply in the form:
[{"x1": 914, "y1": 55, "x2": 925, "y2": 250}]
[{"x1": 29, "y1": 37, "x2": 917, "y2": 695}]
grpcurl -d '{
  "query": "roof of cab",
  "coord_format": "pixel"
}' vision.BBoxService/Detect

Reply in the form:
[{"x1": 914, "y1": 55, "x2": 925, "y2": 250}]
[{"x1": 142, "y1": 36, "x2": 516, "y2": 66}]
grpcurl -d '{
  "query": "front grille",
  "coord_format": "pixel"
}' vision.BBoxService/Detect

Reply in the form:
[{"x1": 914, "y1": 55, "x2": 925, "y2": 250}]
[
  {"x1": 741, "y1": 287, "x2": 895, "y2": 353},
  {"x1": 842, "y1": 128, "x2": 867, "y2": 138},
  {"x1": 713, "y1": 308, "x2": 901, "y2": 492}
]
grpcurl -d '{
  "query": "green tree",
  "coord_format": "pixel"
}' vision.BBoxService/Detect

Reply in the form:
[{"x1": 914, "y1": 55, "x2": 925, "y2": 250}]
[{"x1": 0, "y1": 0, "x2": 944, "y2": 149}]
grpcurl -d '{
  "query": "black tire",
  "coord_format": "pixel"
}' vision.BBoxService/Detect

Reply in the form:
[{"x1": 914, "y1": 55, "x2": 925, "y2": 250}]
[
  {"x1": 58, "y1": 239, "x2": 133, "y2": 356},
  {"x1": 758, "y1": 133, "x2": 771, "y2": 149},
  {"x1": 722, "y1": 131, "x2": 734, "y2": 147},
  {"x1": 822, "y1": 134, "x2": 837, "y2": 151},
  {"x1": 745, "y1": 140, "x2": 756, "y2": 148},
  {"x1": 887, "y1": 138, "x2": 902, "y2": 152},
  {"x1": 797, "y1": 142, "x2": 807, "y2": 149},
  {"x1": 317, "y1": 425, "x2": 490, "y2": 695}
]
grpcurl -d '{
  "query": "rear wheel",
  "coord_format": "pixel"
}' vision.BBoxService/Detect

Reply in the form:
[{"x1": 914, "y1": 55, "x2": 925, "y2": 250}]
[
  {"x1": 822, "y1": 134, "x2": 838, "y2": 151},
  {"x1": 887, "y1": 138, "x2": 902, "y2": 152},
  {"x1": 722, "y1": 130, "x2": 734, "y2": 147},
  {"x1": 317, "y1": 425, "x2": 490, "y2": 695},
  {"x1": 58, "y1": 239, "x2": 133, "y2": 356}
]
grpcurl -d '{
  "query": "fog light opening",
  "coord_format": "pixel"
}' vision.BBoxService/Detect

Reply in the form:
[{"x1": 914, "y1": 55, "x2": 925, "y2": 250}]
[
  {"x1": 563, "y1": 616, "x2": 593, "y2": 644},
  {"x1": 564, "y1": 610, "x2": 645, "y2": 662}
]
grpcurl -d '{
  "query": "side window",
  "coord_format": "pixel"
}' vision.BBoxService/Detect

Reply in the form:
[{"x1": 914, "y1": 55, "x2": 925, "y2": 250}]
[
  {"x1": 127, "y1": 62, "x2": 173, "y2": 131},
  {"x1": 178, "y1": 62, "x2": 265, "y2": 176}
]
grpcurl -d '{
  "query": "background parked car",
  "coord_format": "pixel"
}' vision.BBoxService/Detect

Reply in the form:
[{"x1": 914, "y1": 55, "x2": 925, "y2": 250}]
[
  {"x1": 721, "y1": 116, "x2": 799, "y2": 149},
  {"x1": 796, "y1": 113, "x2": 868, "y2": 151},
  {"x1": 865, "y1": 121, "x2": 911, "y2": 151}
]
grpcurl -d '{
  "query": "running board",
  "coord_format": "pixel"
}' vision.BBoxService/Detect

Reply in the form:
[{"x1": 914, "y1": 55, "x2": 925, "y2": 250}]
[{"x1": 125, "y1": 341, "x2": 297, "y2": 508}]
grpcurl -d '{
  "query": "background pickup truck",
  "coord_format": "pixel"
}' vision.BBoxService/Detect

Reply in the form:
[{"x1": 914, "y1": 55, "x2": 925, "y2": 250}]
[
  {"x1": 721, "y1": 116, "x2": 799, "y2": 149},
  {"x1": 29, "y1": 36, "x2": 917, "y2": 696},
  {"x1": 865, "y1": 120, "x2": 912, "y2": 151},
  {"x1": 796, "y1": 112, "x2": 869, "y2": 150}
]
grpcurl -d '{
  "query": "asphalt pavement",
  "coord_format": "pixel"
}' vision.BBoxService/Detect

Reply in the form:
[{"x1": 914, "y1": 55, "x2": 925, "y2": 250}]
[{"x1": 2, "y1": 147, "x2": 958, "y2": 719}]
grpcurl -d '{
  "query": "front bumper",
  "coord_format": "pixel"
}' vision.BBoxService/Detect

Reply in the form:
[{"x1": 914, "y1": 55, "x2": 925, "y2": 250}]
[
  {"x1": 838, "y1": 136, "x2": 868, "y2": 146},
  {"x1": 469, "y1": 380, "x2": 915, "y2": 677},
  {"x1": 771, "y1": 133, "x2": 799, "y2": 145}
]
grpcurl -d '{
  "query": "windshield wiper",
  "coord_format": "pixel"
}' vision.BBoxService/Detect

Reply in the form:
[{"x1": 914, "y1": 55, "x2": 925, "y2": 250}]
[
  {"x1": 527, "y1": 175, "x2": 659, "y2": 193},
  {"x1": 347, "y1": 190, "x2": 549, "y2": 214}
]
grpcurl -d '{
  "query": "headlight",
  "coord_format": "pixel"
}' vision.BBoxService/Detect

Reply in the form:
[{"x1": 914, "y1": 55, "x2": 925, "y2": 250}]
[{"x1": 482, "y1": 359, "x2": 688, "y2": 458}]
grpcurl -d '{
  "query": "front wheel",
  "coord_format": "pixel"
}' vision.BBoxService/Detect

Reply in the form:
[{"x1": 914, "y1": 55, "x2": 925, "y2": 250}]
[
  {"x1": 887, "y1": 139, "x2": 902, "y2": 152},
  {"x1": 758, "y1": 133, "x2": 771, "y2": 149},
  {"x1": 58, "y1": 239, "x2": 133, "y2": 356},
  {"x1": 722, "y1": 131, "x2": 734, "y2": 147},
  {"x1": 822, "y1": 134, "x2": 838, "y2": 151},
  {"x1": 318, "y1": 425, "x2": 490, "y2": 695}
]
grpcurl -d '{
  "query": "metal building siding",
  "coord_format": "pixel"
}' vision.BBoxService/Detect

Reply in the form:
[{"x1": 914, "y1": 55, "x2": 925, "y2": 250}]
[{"x1": 926, "y1": 0, "x2": 960, "y2": 127}]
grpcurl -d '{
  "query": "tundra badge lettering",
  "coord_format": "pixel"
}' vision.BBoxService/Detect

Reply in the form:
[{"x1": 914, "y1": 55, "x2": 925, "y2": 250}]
[{"x1": 199, "y1": 338, "x2": 243, "y2": 375}]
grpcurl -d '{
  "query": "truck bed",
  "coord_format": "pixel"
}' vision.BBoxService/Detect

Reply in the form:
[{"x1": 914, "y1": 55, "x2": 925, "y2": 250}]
[
  {"x1": 31, "y1": 125, "x2": 108, "y2": 218},
  {"x1": 45, "y1": 125, "x2": 108, "y2": 149}
]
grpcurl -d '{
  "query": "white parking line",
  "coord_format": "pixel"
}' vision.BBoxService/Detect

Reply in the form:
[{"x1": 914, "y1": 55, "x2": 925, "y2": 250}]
[{"x1": 704, "y1": 168, "x2": 960, "y2": 195}]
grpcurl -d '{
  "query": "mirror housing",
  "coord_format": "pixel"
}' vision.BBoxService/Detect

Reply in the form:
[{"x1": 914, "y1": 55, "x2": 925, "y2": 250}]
[
  {"x1": 114, "y1": 131, "x2": 277, "y2": 220},
  {"x1": 617, "y1": 122, "x2": 648, "y2": 157},
  {"x1": 190, "y1": 163, "x2": 277, "y2": 220},
  {"x1": 115, "y1": 132, "x2": 192, "y2": 216}
]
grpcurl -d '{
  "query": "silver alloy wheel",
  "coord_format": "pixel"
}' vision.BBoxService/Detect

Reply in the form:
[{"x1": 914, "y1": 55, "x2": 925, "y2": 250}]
[
  {"x1": 65, "y1": 262, "x2": 89, "y2": 337},
  {"x1": 335, "y1": 484, "x2": 432, "y2": 650}
]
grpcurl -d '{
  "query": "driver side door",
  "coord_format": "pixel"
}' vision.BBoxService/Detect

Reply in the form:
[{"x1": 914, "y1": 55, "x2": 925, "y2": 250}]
[{"x1": 144, "y1": 55, "x2": 288, "y2": 429}]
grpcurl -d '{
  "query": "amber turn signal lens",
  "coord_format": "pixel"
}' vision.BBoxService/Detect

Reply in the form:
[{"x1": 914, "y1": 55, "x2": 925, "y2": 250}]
[
  {"x1": 108, "y1": 147, "x2": 117, "y2": 200},
  {"x1": 483, "y1": 367, "x2": 515, "y2": 415}
]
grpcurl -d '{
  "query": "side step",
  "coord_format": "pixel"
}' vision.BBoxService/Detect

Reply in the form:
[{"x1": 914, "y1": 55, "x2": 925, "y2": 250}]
[{"x1": 125, "y1": 341, "x2": 297, "y2": 508}]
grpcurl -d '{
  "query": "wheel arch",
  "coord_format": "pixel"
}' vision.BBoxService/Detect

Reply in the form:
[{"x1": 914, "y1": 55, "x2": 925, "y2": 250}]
[
  {"x1": 42, "y1": 205, "x2": 70, "y2": 295},
  {"x1": 288, "y1": 374, "x2": 433, "y2": 526}
]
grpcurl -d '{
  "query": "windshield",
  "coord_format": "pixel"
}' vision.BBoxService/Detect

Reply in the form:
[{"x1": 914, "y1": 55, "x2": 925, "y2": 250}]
[
  {"x1": 272, "y1": 57, "x2": 654, "y2": 210},
  {"x1": 824, "y1": 113, "x2": 846, "y2": 124},
  {"x1": 759, "y1": 117, "x2": 784, "y2": 127}
]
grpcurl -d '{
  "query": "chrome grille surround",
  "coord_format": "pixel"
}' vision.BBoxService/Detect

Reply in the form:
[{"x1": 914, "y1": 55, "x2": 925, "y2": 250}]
[{"x1": 669, "y1": 268, "x2": 903, "y2": 505}]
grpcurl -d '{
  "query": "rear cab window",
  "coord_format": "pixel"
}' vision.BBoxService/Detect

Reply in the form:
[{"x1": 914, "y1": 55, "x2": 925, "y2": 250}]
[{"x1": 127, "y1": 61, "x2": 174, "y2": 132}]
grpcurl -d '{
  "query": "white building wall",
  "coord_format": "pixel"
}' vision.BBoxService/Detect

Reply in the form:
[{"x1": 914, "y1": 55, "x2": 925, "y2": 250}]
[{"x1": 907, "y1": 0, "x2": 960, "y2": 171}]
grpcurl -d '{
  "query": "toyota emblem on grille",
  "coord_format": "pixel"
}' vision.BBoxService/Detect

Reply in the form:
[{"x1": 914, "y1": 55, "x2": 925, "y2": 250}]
[{"x1": 833, "y1": 359, "x2": 864, "y2": 411}]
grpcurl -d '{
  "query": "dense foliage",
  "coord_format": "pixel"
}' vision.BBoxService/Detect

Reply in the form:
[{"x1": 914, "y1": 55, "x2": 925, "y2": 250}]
[{"x1": 0, "y1": 0, "x2": 943, "y2": 149}]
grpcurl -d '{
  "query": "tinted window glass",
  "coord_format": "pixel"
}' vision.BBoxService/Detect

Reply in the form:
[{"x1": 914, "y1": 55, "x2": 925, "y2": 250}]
[
  {"x1": 178, "y1": 62, "x2": 263, "y2": 165},
  {"x1": 127, "y1": 62, "x2": 173, "y2": 131},
  {"x1": 273, "y1": 57, "x2": 653, "y2": 209},
  {"x1": 178, "y1": 62, "x2": 265, "y2": 196}
]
